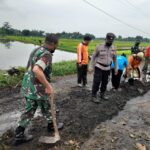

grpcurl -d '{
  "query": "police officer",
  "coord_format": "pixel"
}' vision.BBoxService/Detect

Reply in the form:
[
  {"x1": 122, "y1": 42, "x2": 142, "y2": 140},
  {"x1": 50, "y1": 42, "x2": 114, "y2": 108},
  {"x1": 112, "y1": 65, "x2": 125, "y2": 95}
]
[{"x1": 89, "y1": 33, "x2": 118, "y2": 103}]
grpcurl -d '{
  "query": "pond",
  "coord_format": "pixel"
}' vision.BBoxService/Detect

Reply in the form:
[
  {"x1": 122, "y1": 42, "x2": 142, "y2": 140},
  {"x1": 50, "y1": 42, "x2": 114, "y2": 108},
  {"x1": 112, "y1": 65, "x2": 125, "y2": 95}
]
[{"x1": 0, "y1": 40, "x2": 77, "y2": 70}]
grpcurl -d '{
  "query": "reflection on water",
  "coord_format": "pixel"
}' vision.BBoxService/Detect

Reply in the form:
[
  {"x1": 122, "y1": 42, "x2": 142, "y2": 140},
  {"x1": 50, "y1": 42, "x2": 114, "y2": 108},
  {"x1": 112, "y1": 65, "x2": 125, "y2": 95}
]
[
  {"x1": 0, "y1": 109, "x2": 43, "y2": 136},
  {"x1": 0, "y1": 39, "x2": 12, "y2": 49},
  {"x1": 0, "y1": 40, "x2": 77, "y2": 70},
  {"x1": 0, "y1": 111, "x2": 21, "y2": 136}
]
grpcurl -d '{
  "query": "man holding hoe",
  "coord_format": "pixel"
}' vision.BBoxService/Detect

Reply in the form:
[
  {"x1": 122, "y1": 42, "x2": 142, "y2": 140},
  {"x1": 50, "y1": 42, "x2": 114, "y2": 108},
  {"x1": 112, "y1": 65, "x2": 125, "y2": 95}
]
[{"x1": 14, "y1": 34, "x2": 63, "y2": 145}]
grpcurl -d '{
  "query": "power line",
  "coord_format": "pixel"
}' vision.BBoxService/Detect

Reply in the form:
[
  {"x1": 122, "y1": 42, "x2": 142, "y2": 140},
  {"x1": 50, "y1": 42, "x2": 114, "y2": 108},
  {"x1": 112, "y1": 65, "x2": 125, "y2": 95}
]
[
  {"x1": 118, "y1": 0, "x2": 131, "y2": 7},
  {"x1": 118, "y1": 0, "x2": 148, "y2": 19},
  {"x1": 124, "y1": 0, "x2": 138, "y2": 9},
  {"x1": 116, "y1": 0, "x2": 138, "y2": 14},
  {"x1": 118, "y1": 0, "x2": 150, "y2": 26},
  {"x1": 123, "y1": 0, "x2": 150, "y2": 18},
  {"x1": 82, "y1": 0, "x2": 150, "y2": 36}
]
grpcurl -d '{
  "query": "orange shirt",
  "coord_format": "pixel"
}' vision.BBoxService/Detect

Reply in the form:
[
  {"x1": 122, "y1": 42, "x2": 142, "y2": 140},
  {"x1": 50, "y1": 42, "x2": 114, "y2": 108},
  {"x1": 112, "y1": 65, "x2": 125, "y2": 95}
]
[
  {"x1": 77, "y1": 43, "x2": 88, "y2": 65},
  {"x1": 128, "y1": 55, "x2": 141, "y2": 69}
]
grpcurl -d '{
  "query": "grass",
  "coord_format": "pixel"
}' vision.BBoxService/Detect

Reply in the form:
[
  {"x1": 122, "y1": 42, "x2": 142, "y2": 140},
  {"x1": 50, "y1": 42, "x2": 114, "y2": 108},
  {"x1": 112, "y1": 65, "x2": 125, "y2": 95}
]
[
  {"x1": 0, "y1": 61, "x2": 77, "y2": 88},
  {"x1": 1, "y1": 36, "x2": 150, "y2": 55},
  {"x1": 0, "y1": 67, "x2": 25, "y2": 88},
  {"x1": 52, "y1": 60, "x2": 76, "y2": 76},
  {"x1": 0, "y1": 36, "x2": 43, "y2": 46}
]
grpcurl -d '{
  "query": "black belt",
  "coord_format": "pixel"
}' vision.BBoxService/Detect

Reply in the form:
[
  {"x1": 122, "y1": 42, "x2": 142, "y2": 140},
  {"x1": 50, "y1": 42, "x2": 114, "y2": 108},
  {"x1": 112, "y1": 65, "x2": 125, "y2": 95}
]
[{"x1": 97, "y1": 62, "x2": 111, "y2": 67}]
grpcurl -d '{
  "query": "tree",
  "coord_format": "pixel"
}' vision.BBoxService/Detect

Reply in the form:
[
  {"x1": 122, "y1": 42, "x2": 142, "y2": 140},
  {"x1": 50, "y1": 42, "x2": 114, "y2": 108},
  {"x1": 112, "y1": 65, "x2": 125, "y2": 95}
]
[
  {"x1": 135, "y1": 35, "x2": 143, "y2": 42},
  {"x1": 1, "y1": 22, "x2": 12, "y2": 35},
  {"x1": 118, "y1": 35, "x2": 122, "y2": 41},
  {"x1": 30, "y1": 30, "x2": 44, "y2": 36},
  {"x1": 22, "y1": 29, "x2": 30, "y2": 36}
]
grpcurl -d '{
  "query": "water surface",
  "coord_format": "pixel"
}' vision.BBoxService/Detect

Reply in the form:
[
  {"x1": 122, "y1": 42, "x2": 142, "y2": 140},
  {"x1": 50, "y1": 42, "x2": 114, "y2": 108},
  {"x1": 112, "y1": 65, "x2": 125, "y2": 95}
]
[{"x1": 0, "y1": 40, "x2": 77, "y2": 69}]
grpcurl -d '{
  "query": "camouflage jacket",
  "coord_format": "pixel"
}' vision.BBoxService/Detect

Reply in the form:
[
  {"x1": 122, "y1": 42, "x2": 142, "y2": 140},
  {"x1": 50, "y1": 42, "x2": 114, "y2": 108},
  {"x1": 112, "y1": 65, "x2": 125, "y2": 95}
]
[{"x1": 21, "y1": 46, "x2": 52, "y2": 100}]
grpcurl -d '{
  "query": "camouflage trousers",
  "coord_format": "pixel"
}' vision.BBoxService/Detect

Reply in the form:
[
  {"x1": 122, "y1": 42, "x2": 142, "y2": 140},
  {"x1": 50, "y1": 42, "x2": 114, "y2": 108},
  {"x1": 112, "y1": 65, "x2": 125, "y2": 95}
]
[{"x1": 18, "y1": 97, "x2": 52, "y2": 128}]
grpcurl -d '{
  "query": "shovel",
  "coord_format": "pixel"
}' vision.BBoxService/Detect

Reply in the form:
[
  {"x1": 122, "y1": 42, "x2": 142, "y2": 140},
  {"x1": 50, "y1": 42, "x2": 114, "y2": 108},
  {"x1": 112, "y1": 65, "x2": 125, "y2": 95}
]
[{"x1": 39, "y1": 92, "x2": 60, "y2": 144}]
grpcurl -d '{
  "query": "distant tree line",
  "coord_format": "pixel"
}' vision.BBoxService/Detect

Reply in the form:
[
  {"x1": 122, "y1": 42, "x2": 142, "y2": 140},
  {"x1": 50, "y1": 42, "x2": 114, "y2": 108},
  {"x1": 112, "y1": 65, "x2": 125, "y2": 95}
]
[
  {"x1": 99, "y1": 35, "x2": 150, "y2": 42},
  {"x1": 0, "y1": 22, "x2": 95, "y2": 39},
  {"x1": 0, "y1": 22, "x2": 44, "y2": 37},
  {"x1": 116, "y1": 35, "x2": 150, "y2": 42},
  {"x1": 54, "y1": 32, "x2": 95, "y2": 39},
  {"x1": 0, "y1": 22, "x2": 150, "y2": 42}
]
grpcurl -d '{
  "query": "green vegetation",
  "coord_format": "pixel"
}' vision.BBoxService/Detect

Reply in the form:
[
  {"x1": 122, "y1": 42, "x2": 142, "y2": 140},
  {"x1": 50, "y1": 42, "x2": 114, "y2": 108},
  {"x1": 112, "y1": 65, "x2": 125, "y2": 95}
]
[
  {"x1": 52, "y1": 60, "x2": 76, "y2": 76},
  {"x1": 0, "y1": 61, "x2": 76, "y2": 88},
  {"x1": 0, "y1": 35, "x2": 150, "y2": 87},
  {"x1": 0, "y1": 67, "x2": 25, "y2": 88},
  {"x1": 0, "y1": 36, "x2": 43, "y2": 45},
  {"x1": 1, "y1": 35, "x2": 150, "y2": 56},
  {"x1": 1, "y1": 23, "x2": 150, "y2": 88}
]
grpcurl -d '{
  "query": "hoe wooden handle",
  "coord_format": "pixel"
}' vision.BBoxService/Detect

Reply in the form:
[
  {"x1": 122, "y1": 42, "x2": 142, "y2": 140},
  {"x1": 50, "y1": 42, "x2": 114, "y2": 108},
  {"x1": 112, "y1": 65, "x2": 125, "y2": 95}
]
[{"x1": 49, "y1": 92, "x2": 60, "y2": 139}]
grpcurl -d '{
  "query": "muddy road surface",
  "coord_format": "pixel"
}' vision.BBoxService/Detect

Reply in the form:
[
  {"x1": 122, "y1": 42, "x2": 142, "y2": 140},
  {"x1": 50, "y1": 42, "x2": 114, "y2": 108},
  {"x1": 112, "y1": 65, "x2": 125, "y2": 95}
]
[
  {"x1": 81, "y1": 91, "x2": 150, "y2": 150},
  {"x1": 0, "y1": 74, "x2": 150, "y2": 150}
]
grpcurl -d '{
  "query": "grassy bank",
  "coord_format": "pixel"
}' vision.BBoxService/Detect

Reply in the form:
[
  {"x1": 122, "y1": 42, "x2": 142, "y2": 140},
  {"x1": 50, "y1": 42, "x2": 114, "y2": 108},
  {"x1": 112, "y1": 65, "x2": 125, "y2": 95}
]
[
  {"x1": 0, "y1": 35, "x2": 150, "y2": 88},
  {"x1": 1, "y1": 35, "x2": 150, "y2": 55},
  {"x1": 0, "y1": 60, "x2": 77, "y2": 88}
]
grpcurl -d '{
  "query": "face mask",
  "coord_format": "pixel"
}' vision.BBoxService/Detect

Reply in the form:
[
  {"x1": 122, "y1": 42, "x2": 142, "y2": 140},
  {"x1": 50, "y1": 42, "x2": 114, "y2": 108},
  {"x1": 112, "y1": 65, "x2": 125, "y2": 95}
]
[
  {"x1": 105, "y1": 38, "x2": 114, "y2": 47},
  {"x1": 50, "y1": 49, "x2": 55, "y2": 53},
  {"x1": 106, "y1": 42, "x2": 112, "y2": 47}
]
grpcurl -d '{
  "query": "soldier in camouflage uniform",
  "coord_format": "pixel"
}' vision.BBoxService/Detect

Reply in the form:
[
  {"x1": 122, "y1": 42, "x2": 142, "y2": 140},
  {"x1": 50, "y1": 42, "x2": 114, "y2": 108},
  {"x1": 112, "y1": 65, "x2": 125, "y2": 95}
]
[{"x1": 14, "y1": 34, "x2": 63, "y2": 145}]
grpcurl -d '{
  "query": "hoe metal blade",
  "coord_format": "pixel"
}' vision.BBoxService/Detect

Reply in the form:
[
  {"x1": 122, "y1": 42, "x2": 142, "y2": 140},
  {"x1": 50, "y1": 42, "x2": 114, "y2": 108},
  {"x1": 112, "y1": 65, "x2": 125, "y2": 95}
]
[
  {"x1": 39, "y1": 134, "x2": 60, "y2": 144},
  {"x1": 39, "y1": 92, "x2": 61, "y2": 144}
]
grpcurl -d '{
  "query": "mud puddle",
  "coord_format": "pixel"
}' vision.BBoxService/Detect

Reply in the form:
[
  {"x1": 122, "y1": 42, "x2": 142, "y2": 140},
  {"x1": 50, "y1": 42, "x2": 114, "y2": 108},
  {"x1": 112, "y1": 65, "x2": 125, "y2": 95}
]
[
  {"x1": 0, "y1": 109, "x2": 45, "y2": 137},
  {"x1": 0, "y1": 111, "x2": 21, "y2": 137}
]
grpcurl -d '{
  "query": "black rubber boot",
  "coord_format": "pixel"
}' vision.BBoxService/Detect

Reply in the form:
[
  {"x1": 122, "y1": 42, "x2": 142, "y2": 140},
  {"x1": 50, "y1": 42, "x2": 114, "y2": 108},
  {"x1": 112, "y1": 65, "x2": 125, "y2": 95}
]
[
  {"x1": 13, "y1": 126, "x2": 33, "y2": 146},
  {"x1": 91, "y1": 96, "x2": 100, "y2": 103},
  {"x1": 100, "y1": 92, "x2": 109, "y2": 100},
  {"x1": 128, "y1": 78, "x2": 134, "y2": 85},
  {"x1": 47, "y1": 122, "x2": 64, "y2": 133}
]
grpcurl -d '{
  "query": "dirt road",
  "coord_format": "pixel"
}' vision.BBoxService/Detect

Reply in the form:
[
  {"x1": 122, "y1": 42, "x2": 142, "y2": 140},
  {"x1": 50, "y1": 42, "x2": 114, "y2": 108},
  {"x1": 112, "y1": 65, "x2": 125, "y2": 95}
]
[
  {"x1": 0, "y1": 74, "x2": 150, "y2": 150},
  {"x1": 81, "y1": 91, "x2": 150, "y2": 150}
]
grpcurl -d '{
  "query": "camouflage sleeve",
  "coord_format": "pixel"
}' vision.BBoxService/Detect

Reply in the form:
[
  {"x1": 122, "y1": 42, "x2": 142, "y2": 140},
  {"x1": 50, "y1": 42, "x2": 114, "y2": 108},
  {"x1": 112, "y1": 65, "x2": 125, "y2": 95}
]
[{"x1": 35, "y1": 53, "x2": 51, "y2": 71}]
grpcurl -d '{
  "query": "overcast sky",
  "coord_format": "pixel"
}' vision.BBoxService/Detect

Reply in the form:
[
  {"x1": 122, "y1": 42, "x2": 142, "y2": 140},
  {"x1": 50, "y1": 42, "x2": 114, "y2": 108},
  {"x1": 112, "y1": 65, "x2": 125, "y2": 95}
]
[{"x1": 0, "y1": 0, "x2": 150, "y2": 37}]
